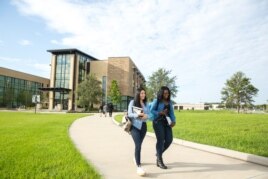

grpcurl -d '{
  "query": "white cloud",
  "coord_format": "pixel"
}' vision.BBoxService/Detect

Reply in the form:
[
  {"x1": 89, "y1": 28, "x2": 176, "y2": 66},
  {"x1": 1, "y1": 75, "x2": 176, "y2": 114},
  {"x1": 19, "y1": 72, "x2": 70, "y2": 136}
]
[
  {"x1": 0, "y1": 56, "x2": 22, "y2": 62},
  {"x1": 50, "y1": 39, "x2": 59, "y2": 44},
  {"x1": 18, "y1": 39, "x2": 31, "y2": 46},
  {"x1": 32, "y1": 63, "x2": 50, "y2": 74},
  {"x1": 12, "y1": 0, "x2": 268, "y2": 103}
]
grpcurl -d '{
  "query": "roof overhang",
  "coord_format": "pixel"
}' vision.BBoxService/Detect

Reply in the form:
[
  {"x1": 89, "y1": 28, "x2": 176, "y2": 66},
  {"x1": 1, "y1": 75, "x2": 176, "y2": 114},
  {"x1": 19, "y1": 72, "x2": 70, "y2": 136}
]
[
  {"x1": 39, "y1": 87, "x2": 71, "y2": 92},
  {"x1": 47, "y1": 48, "x2": 99, "y2": 61}
]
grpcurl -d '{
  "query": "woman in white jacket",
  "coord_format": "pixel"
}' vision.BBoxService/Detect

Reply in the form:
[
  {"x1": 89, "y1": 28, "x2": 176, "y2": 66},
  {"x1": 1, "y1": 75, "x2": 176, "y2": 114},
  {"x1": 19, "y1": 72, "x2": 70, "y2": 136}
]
[{"x1": 127, "y1": 87, "x2": 149, "y2": 176}]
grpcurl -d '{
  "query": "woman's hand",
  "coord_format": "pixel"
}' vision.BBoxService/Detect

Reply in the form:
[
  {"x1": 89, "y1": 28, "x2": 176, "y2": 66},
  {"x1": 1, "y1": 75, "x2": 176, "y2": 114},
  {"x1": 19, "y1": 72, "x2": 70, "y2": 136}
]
[
  {"x1": 159, "y1": 109, "x2": 168, "y2": 116},
  {"x1": 138, "y1": 113, "x2": 144, "y2": 117},
  {"x1": 170, "y1": 122, "x2": 176, "y2": 128},
  {"x1": 138, "y1": 113, "x2": 147, "y2": 120},
  {"x1": 140, "y1": 114, "x2": 148, "y2": 121}
]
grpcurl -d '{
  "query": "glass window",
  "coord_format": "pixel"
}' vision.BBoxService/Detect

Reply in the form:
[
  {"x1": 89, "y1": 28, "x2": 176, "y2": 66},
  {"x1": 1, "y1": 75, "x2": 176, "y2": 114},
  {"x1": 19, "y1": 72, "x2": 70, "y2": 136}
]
[
  {"x1": 0, "y1": 76, "x2": 4, "y2": 87},
  {"x1": 78, "y1": 55, "x2": 87, "y2": 83},
  {"x1": 55, "y1": 54, "x2": 70, "y2": 88}
]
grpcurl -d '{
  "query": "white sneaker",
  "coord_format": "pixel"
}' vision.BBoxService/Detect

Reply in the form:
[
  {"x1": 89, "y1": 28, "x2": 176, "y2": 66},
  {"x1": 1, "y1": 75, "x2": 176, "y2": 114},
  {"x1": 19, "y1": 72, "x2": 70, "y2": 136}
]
[{"x1": 137, "y1": 166, "x2": 146, "y2": 176}]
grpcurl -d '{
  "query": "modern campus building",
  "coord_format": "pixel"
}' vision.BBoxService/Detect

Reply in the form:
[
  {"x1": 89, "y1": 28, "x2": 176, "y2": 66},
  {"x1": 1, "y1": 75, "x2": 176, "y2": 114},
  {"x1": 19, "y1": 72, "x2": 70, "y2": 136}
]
[
  {"x1": 90, "y1": 57, "x2": 146, "y2": 111},
  {"x1": 0, "y1": 67, "x2": 50, "y2": 108},
  {"x1": 0, "y1": 49, "x2": 145, "y2": 111},
  {"x1": 42, "y1": 49, "x2": 98, "y2": 111},
  {"x1": 44, "y1": 49, "x2": 145, "y2": 111}
]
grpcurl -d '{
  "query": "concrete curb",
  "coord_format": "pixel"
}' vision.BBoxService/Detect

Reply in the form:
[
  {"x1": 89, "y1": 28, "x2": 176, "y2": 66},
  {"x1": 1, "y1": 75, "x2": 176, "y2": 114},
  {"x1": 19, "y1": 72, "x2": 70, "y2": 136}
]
[{"x1": 112, "y1": 115, "x2": 268, "y2": 167}]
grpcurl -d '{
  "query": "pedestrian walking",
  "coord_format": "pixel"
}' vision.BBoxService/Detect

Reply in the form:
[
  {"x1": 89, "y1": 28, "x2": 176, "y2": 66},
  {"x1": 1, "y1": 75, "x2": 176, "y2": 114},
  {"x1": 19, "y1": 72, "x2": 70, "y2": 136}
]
[
  {"x1": 128, "y1": 87, "x2": 150, "y2": 176},
  {"x1": 108, "y1": 103, "x2": 114, "y2": 117},
  {"x1": 103, "y1": 103, "x2": 107, "y2": 117},
  {"x1": 149, "y1": 86, "x2": 176, "y2": 169}
]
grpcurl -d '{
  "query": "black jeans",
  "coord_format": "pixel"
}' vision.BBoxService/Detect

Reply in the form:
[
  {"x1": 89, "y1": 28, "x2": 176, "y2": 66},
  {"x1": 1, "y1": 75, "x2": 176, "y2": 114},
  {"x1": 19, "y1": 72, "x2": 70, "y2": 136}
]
[
  {"x1": 153, "y1": 120, "x2": 173, "y2": 157},
  {"x1": 131, "y1": 123, "x2": 147, "y2": 166}
]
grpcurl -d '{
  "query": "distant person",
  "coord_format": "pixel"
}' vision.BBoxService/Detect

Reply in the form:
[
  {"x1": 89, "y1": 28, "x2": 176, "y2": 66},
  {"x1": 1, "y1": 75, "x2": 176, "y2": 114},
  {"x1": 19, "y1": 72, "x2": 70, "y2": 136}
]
[
  {"x1": 108, "y1": 103, "x2": 114, "y2": 117},
  {"x1": 128, "y1": 87, "x2": 149, "y2": 176},
  {"x1": 149, "y1": 86, "x2": 176, "y2": 169},
  {"x1": 103, "y1": 104, "x2": 107, "y2": 117},
  {"x1": 99, "y1": 104, "x2": 103, "y2": 117}
]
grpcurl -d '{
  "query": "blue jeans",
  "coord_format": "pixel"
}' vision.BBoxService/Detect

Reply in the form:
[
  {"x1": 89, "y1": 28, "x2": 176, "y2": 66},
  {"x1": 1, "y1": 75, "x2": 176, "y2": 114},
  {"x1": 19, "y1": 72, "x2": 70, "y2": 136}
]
[
  {"x1": 131, "y1": 123, "x2": 147, "y2": 166},
  {"x1": 153, "y1": 120, "x2": 173, "y2": 157}
]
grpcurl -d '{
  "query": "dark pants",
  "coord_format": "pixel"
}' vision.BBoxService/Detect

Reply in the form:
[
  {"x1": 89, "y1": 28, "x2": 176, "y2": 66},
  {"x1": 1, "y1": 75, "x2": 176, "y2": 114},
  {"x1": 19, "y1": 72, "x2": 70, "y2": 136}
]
[
  {"x1": 131, "y1": 123, "x2": 147, "y2": 166},
  {"x1": 153, "y1": 120, "x2": 173, "y2": 157}
]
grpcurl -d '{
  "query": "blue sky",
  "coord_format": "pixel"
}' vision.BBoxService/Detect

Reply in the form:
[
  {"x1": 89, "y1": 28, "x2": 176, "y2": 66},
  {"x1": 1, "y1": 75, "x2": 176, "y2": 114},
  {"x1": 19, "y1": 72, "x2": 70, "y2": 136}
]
[{"x1": 0, "y1": 0, "x2": 267, "y2": 104}]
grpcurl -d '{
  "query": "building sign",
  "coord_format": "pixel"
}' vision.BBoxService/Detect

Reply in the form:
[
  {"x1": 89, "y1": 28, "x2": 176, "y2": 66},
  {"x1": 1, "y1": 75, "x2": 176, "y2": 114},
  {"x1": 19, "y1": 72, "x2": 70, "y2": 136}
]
[{"x1": 32, "y1": 95, "x2": 40, "y2": 103}]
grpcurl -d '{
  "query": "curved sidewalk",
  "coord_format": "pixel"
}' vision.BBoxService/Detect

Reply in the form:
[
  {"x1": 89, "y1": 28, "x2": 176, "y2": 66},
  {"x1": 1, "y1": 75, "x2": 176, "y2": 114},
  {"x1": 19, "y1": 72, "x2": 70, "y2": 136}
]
[{"x1": 69, "y1": 114, "x2": 268, "y2": 179}]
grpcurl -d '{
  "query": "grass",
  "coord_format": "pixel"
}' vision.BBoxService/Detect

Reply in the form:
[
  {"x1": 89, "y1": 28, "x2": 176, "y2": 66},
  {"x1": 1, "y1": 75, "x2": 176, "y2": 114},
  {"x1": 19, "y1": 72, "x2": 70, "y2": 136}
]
[
  {"x1": 115, "y1": 110, "x2": 268, "y2": 157},
  {"x1": 0, "y1": 112, "x2": 101, "y2": 179}
]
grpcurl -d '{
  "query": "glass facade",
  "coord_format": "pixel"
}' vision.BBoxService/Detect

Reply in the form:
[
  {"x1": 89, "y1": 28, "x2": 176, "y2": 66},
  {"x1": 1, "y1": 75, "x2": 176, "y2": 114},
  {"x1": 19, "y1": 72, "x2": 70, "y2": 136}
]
[
  {"x1": 53, "y1": 54, "x2": 90, "y2": 110},
  {"x1": 0, "y1": 75, "x2": 43, "y2": 108},
  {"x1": 78, "y1": 55, "x2": 88, "y2": 83},
  {"x1": 111, "y1": 96, "x2": 133, "y2": 111},
  {"x1": 54, "y1": 54, "x2": 71, "y2": 110}
]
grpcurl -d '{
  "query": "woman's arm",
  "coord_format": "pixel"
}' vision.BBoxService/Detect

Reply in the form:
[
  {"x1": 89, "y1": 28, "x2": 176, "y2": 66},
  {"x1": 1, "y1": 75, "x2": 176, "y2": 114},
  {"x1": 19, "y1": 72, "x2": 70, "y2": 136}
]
[
  {"x1": 149, "y1": 99, "x2": 159, "y2": 117},
  {"x1": 169, "y1": 102, "x2": 176, "y2": 122}
]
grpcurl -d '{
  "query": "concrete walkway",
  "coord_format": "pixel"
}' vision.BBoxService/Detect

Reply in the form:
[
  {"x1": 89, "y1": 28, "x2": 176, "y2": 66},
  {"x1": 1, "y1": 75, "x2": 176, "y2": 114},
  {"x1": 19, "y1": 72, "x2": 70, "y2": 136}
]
[{"x1": 69, "y1": 114, "x2": 268, "y2": 179}]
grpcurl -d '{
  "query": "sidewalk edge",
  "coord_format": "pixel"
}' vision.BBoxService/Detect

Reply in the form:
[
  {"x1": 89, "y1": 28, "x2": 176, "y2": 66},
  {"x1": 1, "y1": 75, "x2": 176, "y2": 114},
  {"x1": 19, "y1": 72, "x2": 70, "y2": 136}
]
[{"x1": 112, "y1": 116, "x2": 268, "y2": 167}]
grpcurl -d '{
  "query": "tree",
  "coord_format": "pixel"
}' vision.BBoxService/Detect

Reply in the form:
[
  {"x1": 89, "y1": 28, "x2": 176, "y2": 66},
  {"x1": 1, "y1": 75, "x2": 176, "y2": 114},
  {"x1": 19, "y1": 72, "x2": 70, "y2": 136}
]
[
  {"x1": 221, "y1": 71, "x2": 258, "y2": 113},
  {"x1": 76, "y1": 74, "x2": 102, "y2": 111},
  {"x1": 109, "y1": 80, "x2": 121, "y2": 105},
  {"x1": 146, "y1": 68, "x2": 178, "y2": 101}
]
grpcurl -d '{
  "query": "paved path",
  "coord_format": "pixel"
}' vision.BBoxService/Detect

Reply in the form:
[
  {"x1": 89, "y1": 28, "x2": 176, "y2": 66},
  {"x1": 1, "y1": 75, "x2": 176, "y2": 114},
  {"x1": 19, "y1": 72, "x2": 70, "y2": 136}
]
[{"x1": 69, "y1": 114, "x2": 268, "y2": 179}]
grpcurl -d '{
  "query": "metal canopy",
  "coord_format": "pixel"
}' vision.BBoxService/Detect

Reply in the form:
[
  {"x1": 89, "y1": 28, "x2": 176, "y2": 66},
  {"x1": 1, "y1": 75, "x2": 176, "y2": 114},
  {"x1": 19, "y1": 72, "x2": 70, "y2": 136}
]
[{"x1": 38, "y1": 87, "x2": 71, "y2": 92}]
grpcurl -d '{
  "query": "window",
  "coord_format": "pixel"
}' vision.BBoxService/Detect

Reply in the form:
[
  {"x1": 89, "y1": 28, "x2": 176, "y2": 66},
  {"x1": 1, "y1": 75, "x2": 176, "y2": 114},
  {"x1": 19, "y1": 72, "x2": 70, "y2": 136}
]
[
  {"x1": 54, "y1": 54, "x2": 71, "y2": 110},
  {"x1": 78, "y1": 55, "x2": 87, "y2": 83},
  {"x1": 55, "y1": 54, "x2": 71, "y2": 88},
  {"x1": 0, "y1": 74, "x2": 42, "y2": 107}
]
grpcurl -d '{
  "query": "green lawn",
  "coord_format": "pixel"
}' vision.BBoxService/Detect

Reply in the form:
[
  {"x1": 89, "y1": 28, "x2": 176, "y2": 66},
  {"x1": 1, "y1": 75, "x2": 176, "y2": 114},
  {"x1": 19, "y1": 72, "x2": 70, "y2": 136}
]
[
  {"x1": 0, "y1": 112, "x2": 101, "y2": 179},
  {"x1": 115, "y1": 110, "x2": 268, "y2": 157}
]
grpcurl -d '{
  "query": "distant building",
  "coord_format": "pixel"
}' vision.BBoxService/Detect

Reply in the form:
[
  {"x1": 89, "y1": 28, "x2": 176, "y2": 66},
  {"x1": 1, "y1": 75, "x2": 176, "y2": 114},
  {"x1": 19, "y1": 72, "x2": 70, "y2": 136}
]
[
  {"x1": 90, "y1": 57, "x2": 145, "y2": 111},
  {"x1": 174, "y1": 102, "x2": 220, "y2": 110},
  {"x1": 174, "y1": 103, "x2": 209, "y2": 110},
  {"x1": 42, "y1": 49, "x2": 98, "y2": 111},
  {"x1": 206, "y1": 103, "x2": 221, "y2": 110},
  {"x1": 1, "y1": 49, "x2": 145, "y2": 111},
  {"x1": 0, "y1": 67, "x2": 49, "y2": 108},
  {"x1": 42, "y1": 49, "x2": 145, "y2": 111}
]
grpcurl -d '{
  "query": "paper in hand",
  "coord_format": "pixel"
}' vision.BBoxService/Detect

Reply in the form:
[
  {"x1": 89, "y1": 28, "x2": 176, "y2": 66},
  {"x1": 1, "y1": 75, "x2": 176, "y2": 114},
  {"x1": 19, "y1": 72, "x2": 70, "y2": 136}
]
[
  {"x1": 132, "y1": 106, "x2": 143, "y2": 115},
  {"x1": 166, "y1": 116, "x2": 172, "y2": 125}
]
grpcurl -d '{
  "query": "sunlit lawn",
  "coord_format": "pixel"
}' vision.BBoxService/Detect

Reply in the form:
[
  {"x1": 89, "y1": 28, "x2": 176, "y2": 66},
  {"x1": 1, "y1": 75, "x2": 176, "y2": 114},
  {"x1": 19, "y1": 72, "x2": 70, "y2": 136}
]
[
  {"x1": 0, "y1": 112, "x2": 101, "y2": 179},
  {"x1": 115, "y1": 110, "x2": 268, "y2": 157}
]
